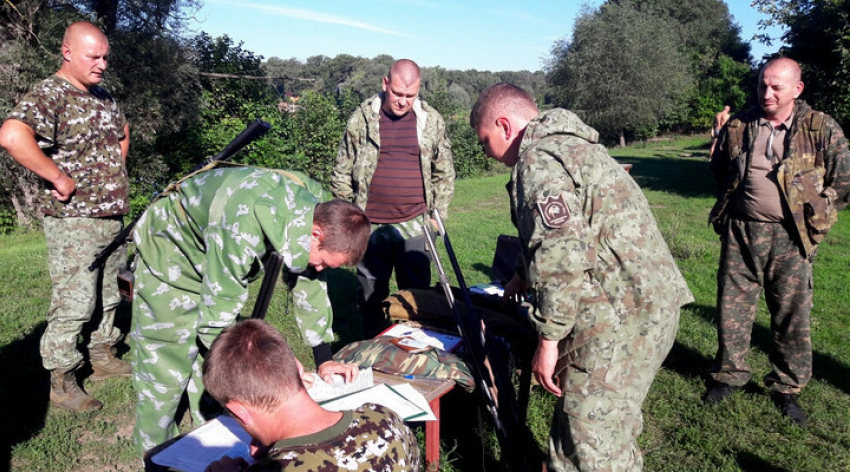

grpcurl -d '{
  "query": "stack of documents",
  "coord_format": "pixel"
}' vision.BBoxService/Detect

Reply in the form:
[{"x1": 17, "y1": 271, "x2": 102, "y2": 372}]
[
  {"x1": 307, "y1": 366, "x2": 436, "y2": 422},
  {"x1": 380, "y1": 324, "x2": 463, "y2": 352}
]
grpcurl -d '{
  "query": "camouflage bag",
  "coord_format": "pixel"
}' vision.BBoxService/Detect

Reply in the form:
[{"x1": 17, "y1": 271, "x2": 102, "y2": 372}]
[{"x1": 333, "y1": 336, "x2": 475, "y2": 392}]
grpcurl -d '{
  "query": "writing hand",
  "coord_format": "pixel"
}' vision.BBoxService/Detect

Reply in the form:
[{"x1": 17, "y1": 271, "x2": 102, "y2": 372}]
[{"x1": 317, "y1": 360, "x2": 359, "y2": 384}]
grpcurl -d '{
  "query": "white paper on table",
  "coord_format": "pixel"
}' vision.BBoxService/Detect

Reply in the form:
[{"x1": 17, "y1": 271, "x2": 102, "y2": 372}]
[
  {"x1": 151, "y1": 416, "x2": 254, "y2": 472},
  {"x1": 319, "y1": 382, "x2": 437, "y2": 422},
  {"x1": 381, "y1": 325, "x2": 462, "y2": 352},
  {"x1": 306, "y1": 367, "x2": 374, "y2": 402}
]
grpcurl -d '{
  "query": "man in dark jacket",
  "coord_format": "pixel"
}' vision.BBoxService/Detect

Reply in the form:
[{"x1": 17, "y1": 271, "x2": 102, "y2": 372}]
[{"x1": 706, "y1": 58, "x2": 850, "y2": 427}]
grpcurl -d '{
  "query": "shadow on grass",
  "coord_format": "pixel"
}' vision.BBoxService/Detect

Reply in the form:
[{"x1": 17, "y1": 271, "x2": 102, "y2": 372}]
[
  {"x1": 471, "y1": 262, "x2": 494, "y2": 281},
  {"x1": 617, "y1": 155, "x2": 715, "y2": 200},
  {"x1": 735, "y1": 450, "x2": 792, "y2": 472},
  {"x1": 0, "y1": 322, "x2": 49, "y2": 472},
  {"x1": 683, "y1": 301, "x2": 850, "y2": 395},
  {"x1": 0, "y1": 289, "x2": 135, "y2": 471}
]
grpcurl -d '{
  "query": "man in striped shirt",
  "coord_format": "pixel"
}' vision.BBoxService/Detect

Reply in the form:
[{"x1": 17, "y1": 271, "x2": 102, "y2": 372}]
[{"x1": 331, "y1": 59, "x2": 455, "y2": 338}]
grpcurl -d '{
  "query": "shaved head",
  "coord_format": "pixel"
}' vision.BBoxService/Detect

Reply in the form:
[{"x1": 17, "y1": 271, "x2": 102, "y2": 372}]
[
  {"x1": 470, "y1": 83, "x2": 538, "y2": 132},
  {"x1": 761, "y1": 57, "x2": 802, "y2": 83},
  {"x1": 63, "y1": 21, "x2": 107, "y2": 47},
  {"x1": 387, "y1": 59, "x2": 421, "y2": 84}
]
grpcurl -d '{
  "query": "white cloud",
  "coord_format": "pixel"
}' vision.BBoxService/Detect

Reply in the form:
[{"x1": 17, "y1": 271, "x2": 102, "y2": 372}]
[{"x1": 218, "y1": 1, "x2": 411, "y2": 37}]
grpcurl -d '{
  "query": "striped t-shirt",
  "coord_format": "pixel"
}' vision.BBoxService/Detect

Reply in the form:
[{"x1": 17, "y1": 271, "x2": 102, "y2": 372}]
[{"x1": 365, "y1": 109, "x2": 427, "y2": 223}]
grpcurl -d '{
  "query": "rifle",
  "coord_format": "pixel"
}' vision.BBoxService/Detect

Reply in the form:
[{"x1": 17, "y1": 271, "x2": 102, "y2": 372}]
[
  {"x1": 251, "y1": 251, "x2": 284, "y2": 320},
  {"x1": 423, "y1": 210, "x2": 540, "y2": 472},
  {"x1": 89, "y1": 119, "x2": 272, "y2": 273}
]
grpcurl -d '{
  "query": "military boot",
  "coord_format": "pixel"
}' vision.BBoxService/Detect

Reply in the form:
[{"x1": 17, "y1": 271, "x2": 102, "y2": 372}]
[
  {"x1": 89, "y1": 343, "x2": 132, "y2": 381},
  {"x1": 50, "y1": 367, "x2": 102, "y2": 412}
]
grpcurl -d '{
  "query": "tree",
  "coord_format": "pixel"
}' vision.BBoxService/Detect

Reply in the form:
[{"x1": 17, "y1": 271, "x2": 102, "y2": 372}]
[
  {"x1": 754, "y1": 0, "x2": 850, "y2": 130},
  {"x1": 607, "y1": 0, "x2": 753, "y2": 131},
  {"x1": 689, "y1": 54, "x2": 752, "y2": 129},
  {"x1": 546, "y1": 2, "x2": 692, "y2": 146}
]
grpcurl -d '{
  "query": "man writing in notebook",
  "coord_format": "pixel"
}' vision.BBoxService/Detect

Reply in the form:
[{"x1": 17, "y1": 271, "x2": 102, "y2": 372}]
[{"x1": 203, "y1": 319, "x2": 420, "y2": 472}]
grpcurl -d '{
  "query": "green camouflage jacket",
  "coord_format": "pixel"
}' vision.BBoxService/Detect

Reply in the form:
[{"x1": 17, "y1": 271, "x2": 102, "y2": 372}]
[
  {"x1": 132, "y1": 166, "x2": 335, "y2": 349},
  {"x1": 246, "y1": 403, "x2": 420, "y2": 472},
  {"x1": 510, "y1": 109, "x2": 693, "y2": 341},
  {"x1": 331, "y1": 93, "x2": 455, "y2": 219},
  {"x1": 709, "y1": 99, "x2": 850, "y2": 259},
  {"x1": 7, "y1": 75, "x2": 128, "y2": 217}
]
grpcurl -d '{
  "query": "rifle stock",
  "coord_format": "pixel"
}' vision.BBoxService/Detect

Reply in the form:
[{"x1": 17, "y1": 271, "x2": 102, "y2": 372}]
[
  {"x1": 424, "y1": 210, "x2": 540, "y2": 471},
  {"x1": 88, "y1": 119, "x2": 272, "y2": 272}
]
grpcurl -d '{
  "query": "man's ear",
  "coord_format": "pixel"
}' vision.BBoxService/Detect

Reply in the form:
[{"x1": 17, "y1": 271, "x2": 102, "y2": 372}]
[
  {"x1": 794, "y1": 81, "x2": 804, "y2": 99},
  {"x1": 496, "y1": 116, "x2": 513, "y2": 140},
  {"x1": 62, "y1": 44, "x2": 71, "y2": 62},
  {"x1": 226, "y1": 400, "x2": 253, "y2": 426},
  {"x1": 311, "y1": 224, "x2": 324, "y2": 242}
]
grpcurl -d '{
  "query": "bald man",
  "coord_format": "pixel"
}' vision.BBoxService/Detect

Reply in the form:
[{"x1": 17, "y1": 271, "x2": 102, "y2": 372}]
[
  {"x1": 331, "y1": 59, "x2": 455, "y2": 339},
  {"x1": 707, "y1": 58, "x2": 850, "y2": 426},
  {"x1": 0, "y1": 21, "x2": 131, "y2": 412}
]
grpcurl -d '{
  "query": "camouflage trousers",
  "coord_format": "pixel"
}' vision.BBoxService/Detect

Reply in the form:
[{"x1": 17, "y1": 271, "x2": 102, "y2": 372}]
[
  {"x1": 548, "y1": 282, "x2": 680, "y2": 472},
  {"x1": 712, "y1": 218, "x2": 812, "y2": 393},
  {"x1": 41, "y1": 216, "x2": 125, "y2": 371},
  {"x1": 357, "y1": 215, "x2": 434, "y2": 338},
  {"x1": 130, "y1": 256, "x2": 207, "y2": 455}
]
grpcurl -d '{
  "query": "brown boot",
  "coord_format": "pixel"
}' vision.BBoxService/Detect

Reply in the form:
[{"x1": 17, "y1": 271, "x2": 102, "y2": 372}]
[
  {"x1": 89, "y1": 343, "x2": 132, "y2": 381},
  {"x1": 50, "y1": 368, "x2": 102, "y2": 412}
]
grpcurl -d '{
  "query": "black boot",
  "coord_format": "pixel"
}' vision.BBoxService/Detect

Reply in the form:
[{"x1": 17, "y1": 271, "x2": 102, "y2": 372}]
[
  {"x1": 704, "y1": 382, "x2": 740, "y2": 403},
  {"x1": 775, "y1": 393, "x2": 806, "y2": 427}
]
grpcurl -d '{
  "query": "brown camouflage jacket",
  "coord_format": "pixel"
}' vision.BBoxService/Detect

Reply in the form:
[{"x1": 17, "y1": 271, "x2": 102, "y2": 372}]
[
  {"x1": 709, "y1": 100, "x2": 850, "y2": 258},
  {"x1": 330, "y1": 93, "x2": 455, "y2": 219},
  {"x1": 7, "y1": 75, "x2": 129, "y2": 217}
]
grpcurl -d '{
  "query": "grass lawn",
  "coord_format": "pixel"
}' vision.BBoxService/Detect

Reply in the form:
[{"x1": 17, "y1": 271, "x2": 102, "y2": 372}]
[{"x1": 1, "y1": 135, "x2": 849, "y2": 471}]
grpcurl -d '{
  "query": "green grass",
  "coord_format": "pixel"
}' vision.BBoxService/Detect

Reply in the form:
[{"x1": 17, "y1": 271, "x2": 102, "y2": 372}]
[{"x1": 2, "y1": 135, "x2": 849, "y2": 471}]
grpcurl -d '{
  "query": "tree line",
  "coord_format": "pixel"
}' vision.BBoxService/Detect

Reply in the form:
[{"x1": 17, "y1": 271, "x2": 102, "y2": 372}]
[{"x1": 2, "y1": 0, "x2": 846, "y2": 231}]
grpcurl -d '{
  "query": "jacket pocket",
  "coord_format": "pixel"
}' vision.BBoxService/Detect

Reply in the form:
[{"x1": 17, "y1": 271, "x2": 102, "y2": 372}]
[{"x1": 794, "y1": 167, "x2": 838, "y2": 244}]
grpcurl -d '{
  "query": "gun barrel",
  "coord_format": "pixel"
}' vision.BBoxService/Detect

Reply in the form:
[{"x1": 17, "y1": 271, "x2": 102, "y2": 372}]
[{"x1": 426, "y1": 210, "x2": 538, "y2": 471}]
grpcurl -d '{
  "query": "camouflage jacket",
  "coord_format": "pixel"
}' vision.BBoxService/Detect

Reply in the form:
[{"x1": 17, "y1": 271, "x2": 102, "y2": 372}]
[
  {"x1": 709, "y1": 100, "x2": 850, "y2": 259},
  {"x1": 7, "y1": 75, "x2": 129, "y2": 217},
  {"x1": 132, "y1": 166, "x2": 335, "y2": 349},
  {"x1": 331, "y1": 93, "x2": 455, "y2": 219},
  {"x1": 246, "y1": 403, "x2": 420, "y2": 472},
  {"x1": 510, "y1": 109, "x2": 693, "y2": 341}
]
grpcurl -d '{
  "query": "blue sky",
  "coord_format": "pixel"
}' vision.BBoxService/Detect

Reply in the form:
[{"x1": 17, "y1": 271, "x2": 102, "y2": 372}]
[{"x1": 188, "y1": 1, "x2": 786, "y2": 72}]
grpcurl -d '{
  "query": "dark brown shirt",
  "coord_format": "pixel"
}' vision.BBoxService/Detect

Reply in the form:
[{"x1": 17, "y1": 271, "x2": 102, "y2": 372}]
[{"x1": 365, "y1": 108, "x2": 427, "y2": 223}]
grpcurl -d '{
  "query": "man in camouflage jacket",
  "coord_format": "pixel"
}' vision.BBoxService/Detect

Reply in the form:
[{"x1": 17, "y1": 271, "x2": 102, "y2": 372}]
[
  {"x1": 0, "y1": 21, "x2": 131, "y2": 412},
  {"x1": 331, "y1": 59, "x2": 455, "y2": 338},
  {"x1": 470, "y1": 83, "x2": 693, "y2": 471},
  {"x1": 130, "y1": 166, "x2": 371, "y2": 454},
  {"x1": 202, "y1": 319, "x2": 420, "y2": 472},
  {"x1": 706, "y1": 58, "x2": 850, "y2": 426}
]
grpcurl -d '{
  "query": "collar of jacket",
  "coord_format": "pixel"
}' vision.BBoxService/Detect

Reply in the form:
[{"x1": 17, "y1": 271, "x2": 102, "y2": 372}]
[{"x1": 371, "y1": 92, "x2": 429, "y2": 133}]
